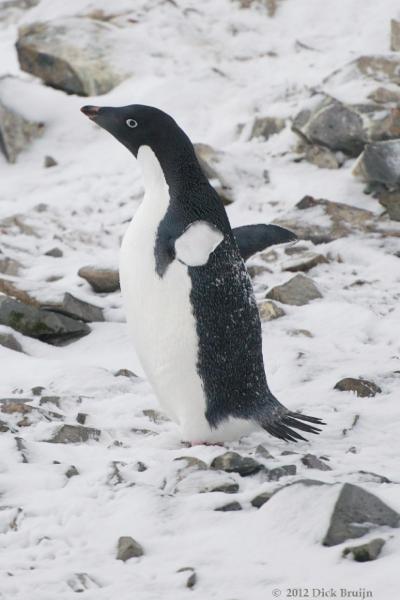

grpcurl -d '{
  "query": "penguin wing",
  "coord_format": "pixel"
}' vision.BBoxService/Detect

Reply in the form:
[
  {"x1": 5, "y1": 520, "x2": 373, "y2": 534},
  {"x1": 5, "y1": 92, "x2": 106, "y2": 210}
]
[
  {"x1": 233, "y1": 224, "x2": 297, "y2": 261},
  {"x1": 175, "y1": 220, "x2": 224, "y2": 267}
]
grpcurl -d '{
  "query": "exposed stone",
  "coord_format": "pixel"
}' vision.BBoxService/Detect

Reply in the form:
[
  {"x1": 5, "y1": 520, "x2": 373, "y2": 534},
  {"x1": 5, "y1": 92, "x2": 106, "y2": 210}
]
[
  {"x1": 282, "y1": 251, "x2": 328, "y2": 273},
  {"x1": 142, "y1": 409, "x2": 168, "y2": 423},
  {"x1": 45, "y1": 424, "x2": 101, "y2": 444},
  {"x1": 288, "y1": 329, "x2": 313, "y2": 338},
  {"x1": 0, "y1": 420, "x2": 9, "y2": 432},
  {"x1": 44, "y1": 155, "x2": 57, "y2": 168},
  {"x1": 356, "y1": 470, "x2": 391, "y2": 484},
  {"x1": 0, "y1": 331, "x2": 23, "y2": 352},
  {"x1": 0, "y1": 256, "x2": 21, "y2": 276},
  {"x1": 266, "y1": 464, "x2": 296, "y2": 481},
  {"x1": 274, "y1": 196, "x2": 376, "y2": 244},
  {"x1": 65, "y1": 465, "x2": 79, "y2": 478},
  {"x1": 76, "y1": 412, "x2": 87, "y2": 425},
  {"x1": 39, "y1": 396, "x2": 61, "y2": 408},
  {"x1": 78, "y1": 266, "x2": 120, "y2": 293},
  {"x1": 367, "y1": 87, "x2": 400, "y2": 104},
  {"x1": 177, "y1": 567, "x2": 197, "y2": 589},
  {"x1": 353, "y1": 140, "x2": 400, "y2": 191},
  {"x1": 44, "y1": 247, "x2": 62, "y2": 257},
  {"x1": 251, "y1": 490, "x2": 274, "y2": 508},
  {"x1": 255, "y1": 444, "x2": 274, "y2": 459},
  {"x1": 174, "y1": 456, "x2": 208, "y2": 471},
  {"x1": 115, "y1": 368, "x2": 137, "y2": 378},
  {"x1": 258, "y1": 299, "x2": 285, "y2": 321},
  {"x1": 355, "y1": 55, "x2": 400, "y2": 85},
  {"x1": 323, "y1": 483, "x2": 400, "y2": 547},
  {"x1": 116, "y1": 536, "x2": 144, "y2": 561},
  {"x1": 194, "y1": 143, "x2": 233, "y2": 205},
  {"x1": 334, "y1": 377, "x2": 382, "y2": 398},
  {"x1": 301, "y1": 453, "x2": 332, "y2": 471},
  {"x1": 214, "y1": 501, "x2": 242, "y2": 512},
  {"x1": 32, "y1": 386, "x2": 45, "y2": 396},
  {"x1": 247, "y1": 264, "x2": 272, "y2": 278},
  {"x1": 210, "y1": 451, "x2": 263, "y2": 477},
  {"x1": 0, "y1": 295, "x2": 90, "y2": 345},
  {"x1": 42, "y1": 293, "x2": 104, "y2": 323},
  {"x1": 266, "y1": 274, "x2": 322, "y2": 306},
  {"x1": 16, "y1": 18, "x2": 127, "y2": 96},
  {"x1": 343, "y1": 538, "x2": 385, "y2": 562},
  {"x1": 249, "y1": 116, "x2": 285, "y2": 140},
  {"x1": 209, "y1": 483, "x2": 239, "y2": 494},
  {"x1": 0, "y1": 96, "x2": 43, "y2": 163},
  {"x1": 378, "y1": 190, "x2": 400, "y2": 221},
  {"x1": 305, "y1": 145, "x2": 341, "y2": 169},
  {"x1": 391, "y1": 20, "x2": 400, "y2": 52}
]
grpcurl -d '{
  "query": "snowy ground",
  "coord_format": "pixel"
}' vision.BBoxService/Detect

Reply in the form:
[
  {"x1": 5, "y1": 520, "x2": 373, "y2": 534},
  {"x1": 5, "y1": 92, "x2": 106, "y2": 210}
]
[{"x1": 0, "y1": 0, "x2": 399, "y2": 598}]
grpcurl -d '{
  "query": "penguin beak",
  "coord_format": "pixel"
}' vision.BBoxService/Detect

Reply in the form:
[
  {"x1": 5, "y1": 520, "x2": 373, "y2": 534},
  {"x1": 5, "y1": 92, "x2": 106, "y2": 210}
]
[{"x1": 81, "y1": 105, "x2": 101, "y2": 121}]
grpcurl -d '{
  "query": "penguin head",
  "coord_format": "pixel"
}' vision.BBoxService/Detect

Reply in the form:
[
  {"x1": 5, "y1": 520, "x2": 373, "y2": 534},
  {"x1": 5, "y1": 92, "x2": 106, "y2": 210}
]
[{"x1": 80, "y1": 104, "x2": 186, "y2": 158}]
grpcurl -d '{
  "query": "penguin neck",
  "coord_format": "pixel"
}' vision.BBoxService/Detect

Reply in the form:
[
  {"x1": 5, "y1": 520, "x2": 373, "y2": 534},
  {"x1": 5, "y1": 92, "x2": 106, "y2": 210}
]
[{"x1": 137, "y1": 142, "x2": 207, "y2": 204}]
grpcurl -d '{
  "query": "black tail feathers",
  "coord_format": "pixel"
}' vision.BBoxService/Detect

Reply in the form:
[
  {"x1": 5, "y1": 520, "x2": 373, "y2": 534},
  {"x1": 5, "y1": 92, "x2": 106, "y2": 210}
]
[{"x1": 259, "y1": 404, "x2": 325, "y2": 443}]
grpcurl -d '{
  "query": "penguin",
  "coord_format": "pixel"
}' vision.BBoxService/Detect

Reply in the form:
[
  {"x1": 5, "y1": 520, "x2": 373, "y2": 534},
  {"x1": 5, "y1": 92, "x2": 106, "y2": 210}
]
[{"x1": 81, "y1": 104, "x2": 325, "y2": 444}]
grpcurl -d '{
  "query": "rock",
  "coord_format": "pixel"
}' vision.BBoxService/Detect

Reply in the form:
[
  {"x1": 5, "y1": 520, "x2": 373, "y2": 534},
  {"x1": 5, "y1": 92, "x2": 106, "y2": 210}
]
[
  {"x1": 44, "y1": 247, "x2": 63, "y2": 257},
  {"x1": 305, "y1": 145, "x2": 342, "y2": 169},
  {"x1": 322, "y1": 483, "x2": 400, "y2": 546},
  {"x1": 301, "y1": 453, "x2": 332, "y2": 471},
  {"x1": 282, "y1": 251, "x2": 328, "y2": 273},
  {"x1": 0, "y1": 256, "x2": 21, "y2": 276},
  {"x1": 266, "y1": 274, "x2": 322, "y2": 306},
  {"x1": 0, "y1": 295, "x2": 90, "y2": 345},
  {"x1": 210, "y1": 451, "x2": 263, "y2": 477},
  {"x1": 356, "y1": 470, "x2": 391, "y2": 484},
  {"x1": 274, "y1": 196, "x2": 376, "y2": 244},
  {"x1": 177, "y1": 567, "x2": 197, "y2": 589},
  {"x1": 31, "y1": 386, "x2": 45, "y2": 396},
  {"x1": 44, "y1": 155, "x2": 57, "y2": 168},
  {"x1": 16, "y1": 18, "x2": 127, "y2": 96},
  {"x1": 142, "y1": 408, "x2": 168, "y2": 423},
  {"x1": 255, "y1": 444, "x2": 274, "y2": 459},
  {"x1": 247, "y1": 264, "x2": 272, "y2": 279},
  {"x1": 209, "y1": 483, "x2": 239, "y2": 494},
  {"x1": 367, "y1": 87, "x2": 400, "y2": 104},
  {"x1": 0, "y1": 97, "x2": 44, "y2": 164},
  {"x1": 343, "y1": 538, "x2": 385, "y2": 562},
  {"x1": 266, "y1": 464, "x2": 296, "y2": 481},
  {"x1": 251, "y1": 490, "x2": 274, "y2": 508},
  {"x1": 288, "y1": 329, "x2": 313, "y2": 338},
  {"x1": 39, "y1": 396, "x2": 61, "y2": 408},
  {"x1": 116, "y1": 536, "x2": 144, "y2": 561},
  {"x1": 391, "y1": 20, "x2": 400, "y2": 52},
  {"x1": 115, "y1": 368, "x2": 137, "y2": 378},
  {"x1": 378, "y1": 190, "x2": 400, "y2": 221},
  {"x1": 0, "y1": 420, "x2": 9, "y2": 432},
  {"x1": 45, "y1": 424, "x2": 101, "y2": 444},
  {"x1": 76, "y1": 412, "x2": 87, "y2": 425},
  {"x1": 78, "y1": 266, "x2": 120, "y2": 293},
  {"x1": 65, "y1": 465, "x2": 79, "y2": 478},
  {"x1": 258, "y1": 299, "x2": 285, "y2": 321},
  {"x1": 353, "y1": 140, "x2": 400, "y2": 190},
  {"x1": 249, "y1": 116, "x2": 285, "y2": 140},
  {"x1": 42, "y1": 293, "x2": 104, "y2": 323},
  {"x1": 355, "y1": 55, "x2": 400, "y2": 85},
  {"x1": 174, "y1": 456, "x2": 208, "y2": 471},
  {"x1": 334, "y1": 377, "x2": 382, "y2": 398},
  {"x1": 194, "y1": 143, "x2": 233, "y2": 206},
  {"x1": 0, "y1": 331, "x2": 23, "y2": 352},
  {"x1": 214, "y1": 501, "x2": 242, "y2": 512}
]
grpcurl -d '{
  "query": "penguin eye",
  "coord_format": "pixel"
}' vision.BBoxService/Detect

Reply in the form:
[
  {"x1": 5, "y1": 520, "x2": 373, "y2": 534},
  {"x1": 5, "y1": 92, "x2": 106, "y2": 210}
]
[{"x1": 126, "y1": 118, "x2": 138, "y2": 129}]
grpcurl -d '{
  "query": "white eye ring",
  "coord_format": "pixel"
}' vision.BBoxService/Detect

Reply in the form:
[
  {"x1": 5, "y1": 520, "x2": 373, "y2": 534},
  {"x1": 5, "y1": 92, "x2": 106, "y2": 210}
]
[{"x1": 126, "y1": 118, "x2": 138, "y2": 128}]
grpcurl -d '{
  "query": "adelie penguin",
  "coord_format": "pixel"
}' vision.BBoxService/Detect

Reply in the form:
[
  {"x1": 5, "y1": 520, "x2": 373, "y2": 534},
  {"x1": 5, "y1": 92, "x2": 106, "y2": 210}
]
[{"x1": 81, "y1": 104, "x2": 325, "y2": 444}]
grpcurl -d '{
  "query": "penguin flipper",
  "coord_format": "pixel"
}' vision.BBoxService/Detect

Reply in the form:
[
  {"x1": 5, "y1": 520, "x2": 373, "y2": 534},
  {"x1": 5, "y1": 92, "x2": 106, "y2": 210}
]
[
  {"x1": 175, "y1": 220, "x2": 224, "y2": 267},
  {"x1": 233, "y1": 224, "x2": 297, "y2": 262}
]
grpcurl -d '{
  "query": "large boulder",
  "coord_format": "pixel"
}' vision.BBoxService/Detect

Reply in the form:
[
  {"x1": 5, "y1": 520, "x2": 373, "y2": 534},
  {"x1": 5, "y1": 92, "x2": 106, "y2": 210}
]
[
  {"x1": 16, "y1": 18, "x2": 127, "y2": 96},
  {"x1": 0, "y1": 95, "x2": 43, "y2": 163}
]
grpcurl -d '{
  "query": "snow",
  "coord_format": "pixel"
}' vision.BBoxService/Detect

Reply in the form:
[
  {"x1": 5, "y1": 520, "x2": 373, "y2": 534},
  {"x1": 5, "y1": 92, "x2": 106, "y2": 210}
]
[{"x1": 0, "y1": 0, "x2": 400, "y2": 598}]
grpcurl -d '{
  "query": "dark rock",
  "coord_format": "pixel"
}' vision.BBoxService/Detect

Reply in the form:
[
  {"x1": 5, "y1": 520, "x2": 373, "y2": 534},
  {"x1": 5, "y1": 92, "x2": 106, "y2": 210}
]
[
  {"x1": 323, "y1": 483, "x2": 400, "y2": 546},
  {"x1": 15, "y1": 436, "x2": 28, "y2": 462},
  {"x1": 210, "y1": 451, "x2": 263, "y2": 477},
  {"x1": 76, "y1": 412, "x2": 87, "y2": 425},
  {"x1": 334, "y1": 377, "x2": 381, "y2": 398},
  {"x1": 16, "y1": 18, "x2": 127, "y2": 96},
  {"x1": 258, "y1": 299, "x2": 285, "y2": 321},
  {"x1": 391, "y1": 20, "x2": 400, "y2": 51},
  {"x1": 44, "y1": 247, "x2": 63, "y2": 257},
  {"x1": 0, "y1": 95, "x2": 43, "y2": 163},
  {"x1": 45, "y1": 424, "x2": 101, "y2": 444},
  {"x1": 266, "y1": 464, "x2": 296, "y2": 481},
  {"x1": 39, "y1": 396, "x2": 61, "y2": 408},
  {"x1": 282, "y1": 252, "x2": 328, "y2": 273},
  {"x1": 249, "y1": 116, "x2": 285, "y2": 140},
  {"x1": 116, "y1": 536, "x2": 144, "y2": 561},
  {"x1": 301, "y1": 453, "x2": 332, "y2": 471},
  {"x1": 0, "y1": 420, "x2": 10, "y2": 432},
  {"x1": 115, "y1": 368, "x2": 137, "y2": 378},
  {"x1": 342, "y1": 538, "x2": 385, "y2": 562},
  {"x1": 251, "y1": 490, "x2": 274, "y2": 508},
  {"x1": 78, "y1": 266, "x2": 120, "y2": 293},
  {"x1": 42, "y1": 292, "x2": 104, "y2": 323},
  {"x1": 31, "y1": 386, "x2": 45, "y2": 396},
  {"x1": 214, "y1": 501, "x2": 242, "y2": 512},
  {"x1": 0, "y1": 331, "x2": 23, "y2": 352},
  {"x1": 44, "y1": 155, "x2": 57, "y2": 168},
  {"x1": 0, "y1": 295, "x2": 90, "y2": 345},
  {"x1": 247, "y1": 264, "x2": 272, "y2": 278},
  {"x1": 65, "y1": 465, "x2": 79, "y2": 478},
  {"x1": 209, "y1": 483, "x2": 239, "y2": 494},
  {"x1": 266, "y1": 274, "x2": 322, "y2": 306}
]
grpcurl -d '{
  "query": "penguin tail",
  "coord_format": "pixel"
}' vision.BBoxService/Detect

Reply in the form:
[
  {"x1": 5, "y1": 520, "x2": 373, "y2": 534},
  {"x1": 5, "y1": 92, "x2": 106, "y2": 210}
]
[{"x1": 257, "y1": 398, "x2": 325, "y2": 442}]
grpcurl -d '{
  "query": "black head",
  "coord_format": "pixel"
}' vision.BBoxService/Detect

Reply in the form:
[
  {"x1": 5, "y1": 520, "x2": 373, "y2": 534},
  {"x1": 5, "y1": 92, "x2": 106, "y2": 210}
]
[{"x1": 80, "y1": 104, "x2": 189, "y2": 158}]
